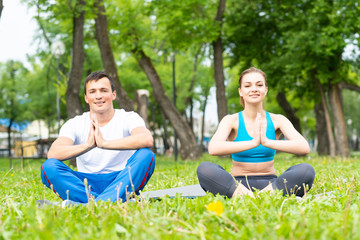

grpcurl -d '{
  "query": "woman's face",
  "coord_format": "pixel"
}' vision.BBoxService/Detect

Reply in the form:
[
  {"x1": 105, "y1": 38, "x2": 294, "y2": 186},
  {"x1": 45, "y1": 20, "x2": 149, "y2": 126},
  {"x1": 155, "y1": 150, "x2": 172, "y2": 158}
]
[{"x1": 238, "y1": 72, "x2": 268, "y2": 105}]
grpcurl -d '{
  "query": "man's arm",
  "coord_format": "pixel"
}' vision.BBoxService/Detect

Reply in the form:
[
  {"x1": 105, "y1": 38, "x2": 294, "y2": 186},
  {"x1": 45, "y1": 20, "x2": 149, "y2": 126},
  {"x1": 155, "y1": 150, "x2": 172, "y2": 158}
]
[
  {"x1": 47, "y1": 137, "x2": 94, "y2": 160},
  {"x1": 95, "y1": 126, "x2": 154, "y2": 150},
  {"x1": 47, "y1": 124, "x2": 96, "y2": 160}
]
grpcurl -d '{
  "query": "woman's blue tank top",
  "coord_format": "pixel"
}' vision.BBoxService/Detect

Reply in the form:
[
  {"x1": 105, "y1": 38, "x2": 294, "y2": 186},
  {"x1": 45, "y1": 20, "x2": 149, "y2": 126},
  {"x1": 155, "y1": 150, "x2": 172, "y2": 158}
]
[{"x1": 231, "y1": 111, "x2": 276, "y2": 163}]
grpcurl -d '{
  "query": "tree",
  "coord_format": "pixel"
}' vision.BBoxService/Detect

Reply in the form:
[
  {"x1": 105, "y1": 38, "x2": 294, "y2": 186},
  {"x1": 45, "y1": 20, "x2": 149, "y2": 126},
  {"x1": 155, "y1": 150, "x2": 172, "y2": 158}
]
[
  {"x1": 66, "y1": 0, "x2": 85, "y2": 119},
  {"x1": 94, "y1": 0, "x2": 134, "y2": 111},
  {"x1": 276, "y1": 92, "x2": 302, "y2": 134},
  {"x1": 277, "y1": 0, "x2": 360, "y2": 157},
  {"x1": 225, "y1": 0, "x2": 307, "y2": 132},
  {"x1": 212, "y1": 0, "x2": 227, "y2": 123},
  {"x1": 134, "y1": 49, "x2": 200, "y2": 159},
  {"x1": 0, "y1": 61, "x2": 30, "y2": 156},
  {"x1": 25, "y1": 59, "x2": 60, "y2": 137},
  {"x1": 105, "y1": 0, "x2": 207, "y2": 159},
  {"x1": 225, "y1": 0, "x2": 360, "y2": 157}
]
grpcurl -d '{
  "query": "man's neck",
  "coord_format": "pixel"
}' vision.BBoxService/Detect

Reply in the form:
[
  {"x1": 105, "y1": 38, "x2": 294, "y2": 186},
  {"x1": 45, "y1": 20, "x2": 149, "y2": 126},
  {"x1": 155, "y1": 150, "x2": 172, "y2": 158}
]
[{"x1": 90, "y1": 109, "x2": 115, "y2": 127}]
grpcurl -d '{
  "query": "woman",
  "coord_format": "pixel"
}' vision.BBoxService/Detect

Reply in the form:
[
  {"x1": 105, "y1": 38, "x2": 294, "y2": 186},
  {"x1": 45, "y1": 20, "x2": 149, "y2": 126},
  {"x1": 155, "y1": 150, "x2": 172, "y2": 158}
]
[{"x1": 197, "y1": 67, "x2": 315, "y2": 198}]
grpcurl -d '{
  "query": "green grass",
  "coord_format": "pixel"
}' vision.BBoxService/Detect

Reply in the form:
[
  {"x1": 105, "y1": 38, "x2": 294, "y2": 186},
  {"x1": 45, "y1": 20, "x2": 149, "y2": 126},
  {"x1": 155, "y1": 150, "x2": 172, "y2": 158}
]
[{"x1": 1, "y1": 153, "x2": 360, "y2": 239}]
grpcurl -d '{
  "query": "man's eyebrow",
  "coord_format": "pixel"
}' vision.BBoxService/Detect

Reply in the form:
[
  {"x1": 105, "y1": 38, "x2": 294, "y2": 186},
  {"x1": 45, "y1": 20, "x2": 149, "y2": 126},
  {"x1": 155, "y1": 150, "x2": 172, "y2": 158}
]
[{"x1": 87, "y1": 87, "x2": 110, "y2": 91}]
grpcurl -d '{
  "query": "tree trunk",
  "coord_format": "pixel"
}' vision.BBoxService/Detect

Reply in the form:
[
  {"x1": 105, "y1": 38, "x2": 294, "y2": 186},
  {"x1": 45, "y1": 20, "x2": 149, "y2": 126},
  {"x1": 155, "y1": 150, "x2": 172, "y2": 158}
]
[
  {"x1": 315, "y1": 78, "x2": 336, "y2": 157},
  {"x1": 184, "y1": 45, "x2": 203, "y2": 130},
  {"x1": 314, "y1": 103, "x2": 330, "y2": 155},
  {"x1": 7, "y1": 119, "x2": 13, "y2": 157},
  {"x1": 160, "y1": 110, "x2": 171, "y2": 153},
  {"x1": 212, "y1": 0, "x2": 227, "y2": 123},
  {"x1": 136, "y1": 89, "x2": 149, "y2": 128},
  {"x1": 66, "y1": 0, "x2": 85, "y2": 119},
  {"x1": 328, "y1": 83, "x2": 349, "y2": 157},
  {"x1": 189, "y1": 98, "x2": 194, "y2": 131},
  {"x1": 0, "y1": 0, "x2": 3, "y2": 20},
  {"x1": 200, "y1": 94, "x2": 209, "y2": 153},
  {"x1": 276, "y1": 92, "x2": 302, "y2": 134},
  {"x1": 149, "y1": 104, "x2": 158, "y2": 154},
  {"x1": 94, "y1": 0, "x2": 134, "y2": 111},
  {"x1": 134, "y1": 49, "x2": 200, "y2": 159}
]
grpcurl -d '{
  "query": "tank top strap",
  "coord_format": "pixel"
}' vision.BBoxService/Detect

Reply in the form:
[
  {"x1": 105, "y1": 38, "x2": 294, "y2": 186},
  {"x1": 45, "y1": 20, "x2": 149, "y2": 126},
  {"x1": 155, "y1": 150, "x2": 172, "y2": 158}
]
[{"x1": 238, "y1": 111, "x2": 246, "y2": 134}]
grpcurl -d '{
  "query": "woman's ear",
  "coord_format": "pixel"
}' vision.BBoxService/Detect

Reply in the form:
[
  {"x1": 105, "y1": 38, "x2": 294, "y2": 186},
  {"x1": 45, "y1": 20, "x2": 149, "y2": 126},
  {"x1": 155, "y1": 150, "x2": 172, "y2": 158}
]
[{"x1": 238, "y1": 88, "x2": 242, "y2": 96}]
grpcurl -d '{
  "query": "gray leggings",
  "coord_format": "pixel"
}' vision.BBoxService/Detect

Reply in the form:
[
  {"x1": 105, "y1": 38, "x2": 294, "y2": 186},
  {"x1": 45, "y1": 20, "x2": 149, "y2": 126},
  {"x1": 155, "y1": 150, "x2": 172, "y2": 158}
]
[{"x1": 197, "y1": 162, "x2": 315, "y2": 198}]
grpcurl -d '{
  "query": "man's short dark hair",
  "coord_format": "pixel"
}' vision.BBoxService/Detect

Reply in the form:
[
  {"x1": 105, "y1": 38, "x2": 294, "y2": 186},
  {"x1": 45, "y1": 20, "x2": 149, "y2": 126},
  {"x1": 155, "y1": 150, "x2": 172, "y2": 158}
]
[{"x1": 84, "y1": 71, "x2": 115, "y2": 94}]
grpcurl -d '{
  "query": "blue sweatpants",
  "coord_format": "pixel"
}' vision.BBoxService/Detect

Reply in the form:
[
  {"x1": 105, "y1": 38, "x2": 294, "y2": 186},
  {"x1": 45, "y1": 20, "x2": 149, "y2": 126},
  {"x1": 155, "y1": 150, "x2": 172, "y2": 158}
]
[{"x1": 41, "y1": 148, "x2": 155, "y2": 203}]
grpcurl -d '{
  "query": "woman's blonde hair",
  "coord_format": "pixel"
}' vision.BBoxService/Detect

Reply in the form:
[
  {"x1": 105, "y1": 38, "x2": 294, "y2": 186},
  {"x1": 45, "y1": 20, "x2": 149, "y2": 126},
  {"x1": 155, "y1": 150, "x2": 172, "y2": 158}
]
[{"x1": 238, "y1": 67, "x2": 267, "y2": 107}]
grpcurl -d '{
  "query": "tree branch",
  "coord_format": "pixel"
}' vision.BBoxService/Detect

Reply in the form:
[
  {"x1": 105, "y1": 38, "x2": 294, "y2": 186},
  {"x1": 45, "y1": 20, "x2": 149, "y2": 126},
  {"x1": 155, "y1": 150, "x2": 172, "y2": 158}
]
[{"x1": 340, "y1": 82, "x2": 360, "y2": 93}]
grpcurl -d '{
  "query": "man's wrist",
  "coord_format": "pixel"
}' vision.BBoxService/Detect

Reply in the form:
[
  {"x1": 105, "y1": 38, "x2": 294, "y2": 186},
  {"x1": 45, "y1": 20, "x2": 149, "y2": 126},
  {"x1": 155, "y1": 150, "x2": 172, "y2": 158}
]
[
  {"x1": 84, "y1": 142, "x2": 94, "y2": 151},
  {"x1": 98, "y1": 140, "x2": 107, "y2": 149}
]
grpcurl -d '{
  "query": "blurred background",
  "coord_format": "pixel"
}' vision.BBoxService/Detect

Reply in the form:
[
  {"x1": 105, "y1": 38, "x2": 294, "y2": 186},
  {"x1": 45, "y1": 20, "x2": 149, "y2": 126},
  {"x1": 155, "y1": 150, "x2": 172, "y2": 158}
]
[{"x1": 0, "y1": 0, "x2": 359, "y2": 160}]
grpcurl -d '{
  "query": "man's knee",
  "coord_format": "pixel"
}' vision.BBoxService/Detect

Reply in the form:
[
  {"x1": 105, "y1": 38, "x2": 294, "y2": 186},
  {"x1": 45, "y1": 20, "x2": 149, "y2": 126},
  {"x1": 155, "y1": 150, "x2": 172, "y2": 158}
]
[
  {"x1": 137, "y1": 148, "x2": 155, "y2": 165},
  {"x1": 41, "y1": 158, "x2": 61, "y2": 183}
]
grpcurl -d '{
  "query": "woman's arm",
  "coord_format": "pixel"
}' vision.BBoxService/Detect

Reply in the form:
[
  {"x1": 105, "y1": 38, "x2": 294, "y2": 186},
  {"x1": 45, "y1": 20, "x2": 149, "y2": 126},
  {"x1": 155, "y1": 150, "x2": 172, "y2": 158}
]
[
  {"x1": 261, "y1": 114, "x2": 310, "y2": 155},
  {"x1": 208, "y1": 115, "x2": 260, "y2": 156}
]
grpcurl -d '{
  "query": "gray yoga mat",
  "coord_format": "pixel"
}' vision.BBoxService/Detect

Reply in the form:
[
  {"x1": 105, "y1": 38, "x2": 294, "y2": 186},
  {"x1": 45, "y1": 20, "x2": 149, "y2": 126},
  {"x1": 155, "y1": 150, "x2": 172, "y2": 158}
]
[
  {"x1": 36, "y1": 184, "x2": 207, "y2": 207},
  {"x1": 140, "y1": 184, "x2": 206, "y2": 199}
]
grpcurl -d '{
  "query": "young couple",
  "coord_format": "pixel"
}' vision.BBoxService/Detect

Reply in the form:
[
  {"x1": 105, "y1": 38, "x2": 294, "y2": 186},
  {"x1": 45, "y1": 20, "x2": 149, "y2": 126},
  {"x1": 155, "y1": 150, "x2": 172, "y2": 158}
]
[{"x1": 41, "y1": 68, "x2": 314, "y2": 205}]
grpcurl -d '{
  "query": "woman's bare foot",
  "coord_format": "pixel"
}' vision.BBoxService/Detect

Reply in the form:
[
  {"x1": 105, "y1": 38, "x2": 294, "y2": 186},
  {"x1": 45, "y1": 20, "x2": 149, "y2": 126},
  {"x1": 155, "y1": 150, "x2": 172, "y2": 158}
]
[
  {"x1": 232, "y1": 183, "x2": 254, "y2": 198},
  {"x1": 259, "y1": 183, "x2": 274, "y2": 194}
]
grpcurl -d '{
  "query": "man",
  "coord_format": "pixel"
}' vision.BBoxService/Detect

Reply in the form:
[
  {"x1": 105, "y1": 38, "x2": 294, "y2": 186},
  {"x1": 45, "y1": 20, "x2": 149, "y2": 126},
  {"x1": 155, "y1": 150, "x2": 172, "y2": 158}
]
[{"x1": 41, "y1": 71, "x2": 155, "y2": 205}]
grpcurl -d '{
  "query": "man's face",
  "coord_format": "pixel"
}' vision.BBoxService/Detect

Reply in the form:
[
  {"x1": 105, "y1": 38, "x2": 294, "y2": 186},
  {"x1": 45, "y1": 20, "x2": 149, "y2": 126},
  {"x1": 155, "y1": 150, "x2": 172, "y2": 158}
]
[{"x1": 84, "y1": 77, "x2": 116, "y2": 114}]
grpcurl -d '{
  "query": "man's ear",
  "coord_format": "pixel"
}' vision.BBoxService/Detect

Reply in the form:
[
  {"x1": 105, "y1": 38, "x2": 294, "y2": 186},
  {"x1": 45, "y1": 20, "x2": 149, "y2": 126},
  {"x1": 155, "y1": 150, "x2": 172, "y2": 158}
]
[
  {"x1": 112, "y1": 90, "x2": 117, "y2": 100},
  {"x1": 84, "y1": 94, "x2": 89, "y2": 104}
]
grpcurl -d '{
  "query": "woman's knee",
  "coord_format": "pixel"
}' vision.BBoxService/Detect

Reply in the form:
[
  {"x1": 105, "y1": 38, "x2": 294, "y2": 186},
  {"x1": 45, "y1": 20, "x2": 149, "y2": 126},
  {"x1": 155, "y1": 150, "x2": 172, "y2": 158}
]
[
  {"x1": 297, "y1": 163, "x2": 315, "y2": 184},
  {"x1": 197, "y1": 162, "x2": 218, "y2": 178}
]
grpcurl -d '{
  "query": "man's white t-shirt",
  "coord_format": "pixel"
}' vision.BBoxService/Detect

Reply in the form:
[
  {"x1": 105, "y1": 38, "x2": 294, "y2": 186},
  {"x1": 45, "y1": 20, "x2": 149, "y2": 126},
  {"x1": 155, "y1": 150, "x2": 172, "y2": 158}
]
[{"x1": 59, "y1": 109, "x2": 146, "y2": 174}]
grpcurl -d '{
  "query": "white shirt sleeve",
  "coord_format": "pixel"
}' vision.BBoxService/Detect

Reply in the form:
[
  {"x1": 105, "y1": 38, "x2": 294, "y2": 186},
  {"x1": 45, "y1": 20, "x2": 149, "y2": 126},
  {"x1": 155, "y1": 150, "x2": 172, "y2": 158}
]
[
  {"x1": 58, "y1": 118, "x2": 77, "y2": 142},
  {"x1": 124, "y1": 112, "x2": 146, "y2": 133}
]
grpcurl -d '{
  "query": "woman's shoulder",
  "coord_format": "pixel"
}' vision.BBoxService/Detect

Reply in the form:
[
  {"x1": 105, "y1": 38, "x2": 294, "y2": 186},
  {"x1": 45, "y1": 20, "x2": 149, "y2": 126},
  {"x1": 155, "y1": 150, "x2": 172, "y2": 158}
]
[
  {"x1": 267, "y1": 112, "x2": 291, "y2": 127},
  {"x1": 218, "y1": 113, "x2": 239, "y2": 129},
  {"x1": 221, "y1": 113, "x2": 239, "y2": 123},
  {"x1": 267, "y1": 112, "x2": 286, "y2": 120}
]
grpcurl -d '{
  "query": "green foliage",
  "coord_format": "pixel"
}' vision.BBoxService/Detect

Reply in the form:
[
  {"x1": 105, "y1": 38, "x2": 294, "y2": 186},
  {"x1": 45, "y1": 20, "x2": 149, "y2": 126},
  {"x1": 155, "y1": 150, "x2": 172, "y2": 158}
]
[
  {"x1": 151, "y1": 0, "x2": 218, "y2": 50},
  {"x1": 1, "y1": 154, "x2": 360, "y2": 239},
  {"x1": 343, "y1": 89, "x2": 360, "y2": 134},
  {"x1": 106, "y1": 0, "x2": 154, "y2": 51},
  {"x1": 0, "y1": 61, "x2": 32, "y2": 123}
]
